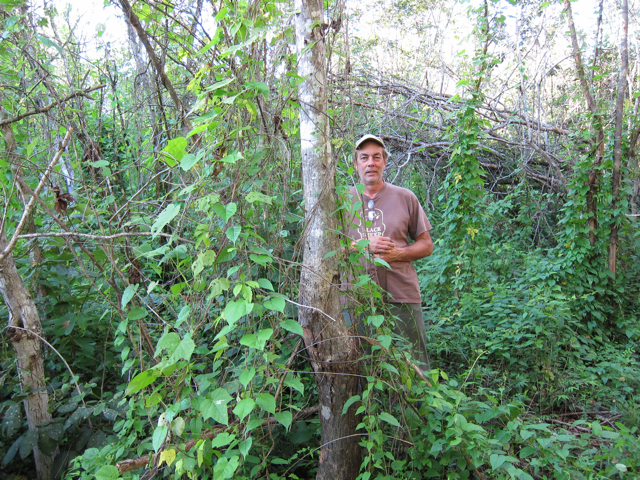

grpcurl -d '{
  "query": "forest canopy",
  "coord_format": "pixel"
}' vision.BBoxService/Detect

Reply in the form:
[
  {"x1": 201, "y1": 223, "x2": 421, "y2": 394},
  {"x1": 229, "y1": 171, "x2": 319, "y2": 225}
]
[{"x1": 0, "y1": 0, "x2": 639, "y2": 479}]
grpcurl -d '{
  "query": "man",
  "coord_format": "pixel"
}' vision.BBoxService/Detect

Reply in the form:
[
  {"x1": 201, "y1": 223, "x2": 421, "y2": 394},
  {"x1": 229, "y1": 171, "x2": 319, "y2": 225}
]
[{"x1": 344, "y1": 134, "x2": 433, "y2": 371}]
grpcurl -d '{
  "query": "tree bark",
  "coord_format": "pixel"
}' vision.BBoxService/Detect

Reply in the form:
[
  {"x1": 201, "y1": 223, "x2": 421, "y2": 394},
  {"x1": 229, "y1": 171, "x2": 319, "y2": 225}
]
[
  {"x1": 608, "y1": 0, "x2": 629, "y2": 275},
  {"x1": 0, "y1": 228, "x2": 53, "y2": 480},
  {"x1": 295, "y1": 1, "x2": 362, "y2": 479}
]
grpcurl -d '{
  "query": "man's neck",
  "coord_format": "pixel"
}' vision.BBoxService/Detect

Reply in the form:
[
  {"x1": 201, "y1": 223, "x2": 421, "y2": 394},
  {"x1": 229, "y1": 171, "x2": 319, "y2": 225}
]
[{"x1": 364, "y1": 180, "x2": 385, "y2": 198}]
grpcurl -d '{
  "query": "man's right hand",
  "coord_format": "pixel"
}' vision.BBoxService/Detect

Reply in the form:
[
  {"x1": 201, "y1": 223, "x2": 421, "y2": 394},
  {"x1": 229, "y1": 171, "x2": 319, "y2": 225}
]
[{"x1": 367, "y1": 236, "x2": 395, "y2": 254}]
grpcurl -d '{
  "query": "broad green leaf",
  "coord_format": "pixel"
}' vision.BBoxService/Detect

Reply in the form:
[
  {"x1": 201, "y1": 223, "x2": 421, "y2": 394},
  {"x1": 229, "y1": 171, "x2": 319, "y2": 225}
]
[
  {"x1": 232, "y1": 398, "x2": 255, "y2": 421},
  {"x1": 258, "y1": 278, "x2": 274, "y2": 290},
  {"x1": 151, "y1": 204, "x2": 181, "y2": 237},
  {"x1": 204, "y1": 78, "x2": 234, "y2": 92},
  {"x1": 264, "y1": 296, "x2": 285, "y2": 313},
  {"x1": 224, "y1": 299, "x2": 253, "y2": 324},
  {"x1": 36, "y1": 34, "x2": 64, "y2": 57},
  {"x1": 342, "y1": 395, "x2": 360, "y2": 415},
  {"x1": 126, "y1": 370, "x2": 160, "y2": 395},
  {"x1": 238, "y1": 437, "x2": 252, "y2": 458},
  {"x1": 200, "y1": 388, "x2": 232, "y2": 425},
  {"x1": 121, "y1": 284, "x2": 138, "y2": 309},
  {"x1": 95, "y1": 465, "x2": 120, "y2": 480},
  {"x1": 210, "y1": 432, "x2": 235, "y2": 448},
  {"x1": 152, "y1": 425, "x2": 168, "y2": 452},
  {"x1": 180, "y1": 153, "x2": 199, "y2": 171},
  {"x1": 280, "y1": 319, "x2": 303, "y2": 336},
  {"x1": 246, "y1": 191, "x2": 273, "y2": 205},
  {"x1": 247, "y1": 81, "x2": 269, "y2": 96},
  {"x1": 170, "y1": 335, "x2": 195, "y2": 363},
  {"x1": 378, "y1": 412, "x2": 401, "y2": 428},
  {"x1": 155, "y1": 332, "x2": 180, "y2": 357},
  {"x1": 225, "y1": 225, "x2": 241, "y2": 243},
  {"x1": 219, "y1": 151, "x2": 243, "y2": 164},
  {"x1": 490, "y1": 453, "x2": 506, "y2": 470},
  {"x1": 283, "y1": 375, "x2": 304, "y2": 394},
  {"x1": 255, "y1": 392, "x2": 276, "y2": 414},
  {"x1": 239, "y1": 367, "x2": 256, "y2": 388},
  {"x1": 275, "y1": 411, "x2": 292, "y2": 429},
  {"x1": 250, "y1": 253, "x2": 272, "y2": 266},
  {"x1": 193, "y1": 250, "x2": 217, "y2": 276},
  {"x1": 127, "y1": 307, "x2": 147, "y2": 320},
  {"x1": 209, "y1": 278, "x2": 231, "y2": 298},
  {"x1": 214, "y1": 202, "x2": 237, "y2": 221},
  {"x1": 213, "y1": 455, "x2": 239, "y2": 480},
  {"x1": 162, "y1": 137, "x2": 187, "y2": 165}
]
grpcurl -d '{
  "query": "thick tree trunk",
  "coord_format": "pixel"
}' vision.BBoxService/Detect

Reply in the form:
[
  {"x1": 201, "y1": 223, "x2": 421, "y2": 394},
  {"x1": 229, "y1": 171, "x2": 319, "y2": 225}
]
[
  {"x1": 295, "y1": 1, "x2": 362, "y2": 479},
  {"x1": 608, "y1": 0, "x2": 629, "y2": 275},
  {"x1": 0, "y1": 229, "x2": 53, "y2": 480}
]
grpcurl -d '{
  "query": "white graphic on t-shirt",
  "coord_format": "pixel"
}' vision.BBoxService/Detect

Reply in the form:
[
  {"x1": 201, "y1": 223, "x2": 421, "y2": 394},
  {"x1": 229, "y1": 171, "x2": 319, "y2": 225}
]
[{"x1": 357, "y1": 208, "x2": 386, "y2": 238}]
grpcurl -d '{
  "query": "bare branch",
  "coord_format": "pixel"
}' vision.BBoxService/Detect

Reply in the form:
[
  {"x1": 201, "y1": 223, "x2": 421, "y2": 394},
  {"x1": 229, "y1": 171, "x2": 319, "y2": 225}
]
[
  {"x1": 0, "y1": 85, "x2": 105, "y2": 127},
  {"x1": 0, "y1": 129, "x2": 73, "y2": 263}
]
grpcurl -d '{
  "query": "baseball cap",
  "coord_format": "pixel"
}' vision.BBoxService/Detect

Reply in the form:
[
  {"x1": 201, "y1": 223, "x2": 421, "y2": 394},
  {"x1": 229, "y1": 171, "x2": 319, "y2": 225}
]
[{"x1": 355, "y1": 134, "x2": 386, "y2": 150}]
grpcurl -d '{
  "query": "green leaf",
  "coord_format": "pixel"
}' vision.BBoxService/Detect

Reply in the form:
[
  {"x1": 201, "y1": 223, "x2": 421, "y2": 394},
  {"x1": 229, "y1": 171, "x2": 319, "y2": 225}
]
[
  {"x1": 264, "y1": 296, "x2": 285, "y2": 313},
  {"x1": 232, "y1": 398, "x2": 256, "y2": 421},
  {"x1": 224, "y1": 299, "x2": 253, "y2": 325},
  {"x1": 162, "y1": 137, "x2": 187, "y2": 166},
  {"x1": 239, "y1": 367, "x2": 256, "y2": 388},
  {"x1": 204, "y1": 78, "x2": 234, "y2": 92},
  {"x1": 121, "y1": 284, "x2": 138, "y2": 309},
  {"x1": 152, "y1": 425, "x2": 168, "y2": 452},
  {"x1": 170, "y1": 335, "x2": 195, "y2": 363},
  {"x1": 155, "y1": 332, "x2": 181, "y2": 357},
  {"x1": 210, "y1": 432, "x2": 235, "y2": 448},
  {"x1": 213, "y1": 455, "x2": 239, "y2": 480},
  {"x1": 283, "y1": 374, "x2": 304, "y2": 394},
  {"x1": 592, "y1": 421, "x2": 602, "y2": 437},
  {"x1": 214, "y1": 202, "x2": 237, "y2": 221},
  {"x1": 151, "y1": 204, "x2": 181, "y2": 238},
  {"x1": 250, "y1": 253, "x2": 272, "y2": 266},
  {"x1": 240, "y1": 329, "x2": 272, "y2": 351},
  {"x1": 200, "y1": 389, "x2": 232, "y2": 425},
  {"x1": 490, "y1": 453, "x2": 506, "y2": 470},
  {"x1": 258, "y1": 278, "x2": 274, "y2": 290},
  {"x1": 1, "y1": 404, "x2": 21, "y2": 438},
  {"x1": 378, "y1": 412, "x2": 401, "y2": 428},
  {"x1": 246, "y1": 191, "x2": 273, "y2": 205},
  {"x1": 275, "y1": 411, "x2": 292, "y2": 429},
  {"x1": 280, "y1": 319, "x2": 303, "y2": 336},
  {"x1": 180, "y1": 153, "x2": 199, "y2": 171},
  {"x1": 255, "y1": 392, "x2": 276, "y2": 414},
  {"x1": 238, "y1": 437, "x2": 252, "y2": 458},
  {"x1": 219, "y1": 151, "x2": 243, "y2": 164},
  {"x1": 342, "y1": 395, "x2": 360, "y2": 415},
  {"x1": 225, "y1": 225, "x2": 241, "y2": 243},
  {"x1": 127, "y1": 307, "x2": 147, "y2": 320},
  {"x1": 126, "y1": 370, "x2": 160, "y2": 395},
  {"x1": 2, "y1": 435, "x2": 22, "y2": 466},
  {"x1": 95, "y1": 465, "x2": 120, "y2": 480},
  {"x1": 247, "y1": 81, "x2": 270, "y2": 96},
  {"x1": 36, "y1": 34, "x2": 64, "y2": 57}
]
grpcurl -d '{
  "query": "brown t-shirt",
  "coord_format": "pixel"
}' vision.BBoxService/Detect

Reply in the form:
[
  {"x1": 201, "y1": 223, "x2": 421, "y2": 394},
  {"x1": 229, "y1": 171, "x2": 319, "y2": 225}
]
[{"x1": 345, "y1": 182, "x2": 432, "y2": 303}]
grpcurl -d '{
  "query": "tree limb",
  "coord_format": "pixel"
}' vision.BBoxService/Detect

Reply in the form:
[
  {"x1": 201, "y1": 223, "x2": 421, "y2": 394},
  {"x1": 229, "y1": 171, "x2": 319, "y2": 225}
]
[
  {"x1": 0, "y1": 129, "x2": 73, "y2": 264},
  {"x1": 0, "y1": 85, "x2": 105, "y2": 127}
]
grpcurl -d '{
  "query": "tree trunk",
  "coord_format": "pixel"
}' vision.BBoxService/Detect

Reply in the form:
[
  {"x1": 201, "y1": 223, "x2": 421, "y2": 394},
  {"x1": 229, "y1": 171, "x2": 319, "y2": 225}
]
[
  {"x1": 608, "y1": 0, "x2": 628, "y2": 275},
  {"x1": 0, "y1": 229, "x2": 53, "y2": 480},
  {"x1": 564, "y1": 0, "x2": 605, "y2": 248},
  {"x1": 295, "y1": 1, "x2": 362, "y2": 479}
]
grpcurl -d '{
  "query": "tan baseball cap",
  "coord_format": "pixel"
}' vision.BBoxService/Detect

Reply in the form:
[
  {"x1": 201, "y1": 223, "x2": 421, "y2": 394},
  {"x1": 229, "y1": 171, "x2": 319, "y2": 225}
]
[{"x1": 355, "y1": 134, "x2": 386, "y2": 150}]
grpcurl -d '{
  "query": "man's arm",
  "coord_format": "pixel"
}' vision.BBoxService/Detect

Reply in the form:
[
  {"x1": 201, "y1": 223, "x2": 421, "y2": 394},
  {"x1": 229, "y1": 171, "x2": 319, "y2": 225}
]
[{"x1": 368, "y1": 231, "x2": 433, "y2": 263}]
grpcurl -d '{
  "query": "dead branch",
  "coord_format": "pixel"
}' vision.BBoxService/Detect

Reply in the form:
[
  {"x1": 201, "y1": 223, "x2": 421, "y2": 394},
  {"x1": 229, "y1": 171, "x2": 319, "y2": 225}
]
[
  {"x1": 16, "y1": 231, "x2": 194, "y2": 243},
  {"x1": 0, "y1": 85, "x2": 105, "y2": 127},
  {"x1": 0, "y1": 129, "x2": 73, "y2": 263}
]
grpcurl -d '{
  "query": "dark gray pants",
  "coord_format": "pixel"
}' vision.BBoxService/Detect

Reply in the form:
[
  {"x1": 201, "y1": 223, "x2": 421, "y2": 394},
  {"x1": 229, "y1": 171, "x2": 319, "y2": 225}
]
[{"x1": 344, "y1": 303, "x2": 430, "y2": 373}]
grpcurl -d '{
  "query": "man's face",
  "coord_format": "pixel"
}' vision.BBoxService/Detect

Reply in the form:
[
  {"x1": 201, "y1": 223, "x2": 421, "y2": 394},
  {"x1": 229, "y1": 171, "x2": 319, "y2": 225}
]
[{"x1": 355, "y1": 141, "x2": 387, "y2": 187}]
